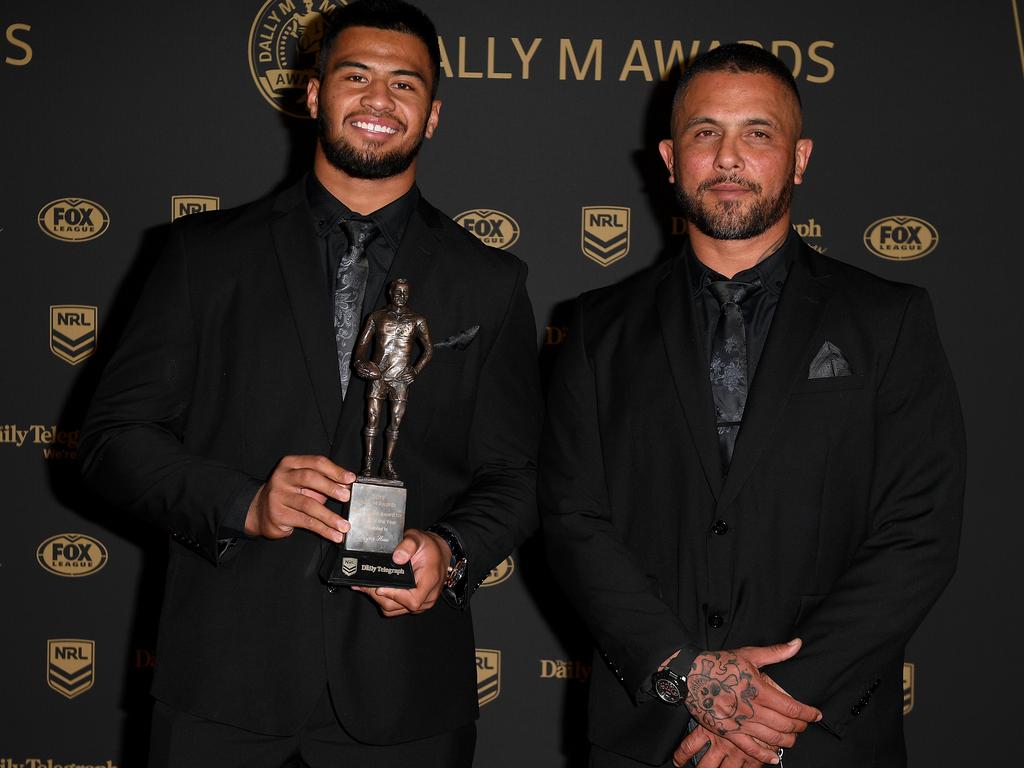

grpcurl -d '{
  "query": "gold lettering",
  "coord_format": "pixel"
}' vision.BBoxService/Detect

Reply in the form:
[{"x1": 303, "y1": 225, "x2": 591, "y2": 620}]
[
  {"x1": 771, "y1": 40, "x2": 802, "y2": 78},
  {"x1": 736, "y1": 39, "x2": 764, "y2": 49},
  {"x1": 619, "y1": 39, "x2": 652, "y2": 81},
  {"x1": 559, "y1": 38, "x2": 602, "y2": 81},
  {"x1": 5, "y1": 23, "x2": 32, "y2": 66},
  {"x1": 806, "y1": 41, "x2": 835, "y2": 83},
  {"x1": 654, "y1": 40, "x2": 686, "y2": 79},
  {"x1": 486, "y1": 37, "x2": 511, "y2": 79},
  {"x1": 437, "y1": 36, "x2": 453, "y2": 79},
  {"x1": 511, "y1": 37, "x2": 542, "y2": 79},
  {"x1": 458, "y1": 36, "x2": 483, "y2": 78}
]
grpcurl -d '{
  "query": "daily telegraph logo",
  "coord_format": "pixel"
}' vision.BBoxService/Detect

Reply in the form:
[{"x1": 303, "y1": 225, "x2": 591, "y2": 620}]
[
  {"x1": 38, "y1": 199, "x2": 109, "y2": 242},
  {"x1": 171, "y1": 195, "x2": 220, "y2": 221},
  {"x1": 539, "y1": 658, "x2": 592, "y2": 682},
  {"x1": 480, "y1": 556, "x2": 514, "y2": 588},
  {"x1": 47, "y1": 639, "x2": 95, "y2": 699},
  {"x1": 863, "y1": 216, "x2": 939, "y2": 261},
  {"x1": 37, "y1": 534, "x2": 108, "y2": 577},
  {"x1": 248, "y1": 0, "x2": 346, "y2": 118},
  {"x1": 50, "y1": 305, "x2": 97, "y2": 365},
  {"x1": 582, "y1": 206, "x2": 630, "y2": 266},
  {"x1": 793, "y1": 218, "x2": 827, "y2": 254},
  {"x1": 902, "y1": 662, "x2": 914, "y2": 715},
  {"x1": 455, "y1": 210, "x2": 521, "y2": 250},
  {"x1": 475, "y1": 649, "x2": 500, "y2": 707}
]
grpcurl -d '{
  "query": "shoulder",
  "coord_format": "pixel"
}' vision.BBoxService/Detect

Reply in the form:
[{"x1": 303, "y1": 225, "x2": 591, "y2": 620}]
[
  {"x1": 804, "y1": 245, "x2": 928, "y2": 314},
  {"x1": 418, "y1": 197, "x2": 527, "y2": 284},
  {"x1": 576, "y1": 258, "x2": 675, "y2": 321}
]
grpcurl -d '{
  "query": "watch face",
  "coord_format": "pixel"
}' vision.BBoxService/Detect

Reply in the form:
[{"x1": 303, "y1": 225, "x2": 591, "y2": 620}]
[{"x1": 655, "y1": 675, "x2": 682, "y2": 704}]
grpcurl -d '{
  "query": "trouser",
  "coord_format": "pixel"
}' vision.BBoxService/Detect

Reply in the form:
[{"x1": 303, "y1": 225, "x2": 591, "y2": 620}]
[{"x1": 148, "y1": 687, "x2": 476, "y2": 768}]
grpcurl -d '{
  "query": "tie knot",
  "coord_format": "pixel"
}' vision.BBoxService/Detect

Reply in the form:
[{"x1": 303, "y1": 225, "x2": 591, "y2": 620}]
[
  {"x1": 339, "y1": 218, "x2": 379, "y2": 252},
  {"x1": 708, "y1": 280, "x2": 754, "y2": 309}
]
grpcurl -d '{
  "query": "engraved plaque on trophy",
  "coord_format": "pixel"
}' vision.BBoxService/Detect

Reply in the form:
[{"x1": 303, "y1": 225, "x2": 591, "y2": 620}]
[{"x1": 321, "y1": 279, "x2": 432, "y2": 590}]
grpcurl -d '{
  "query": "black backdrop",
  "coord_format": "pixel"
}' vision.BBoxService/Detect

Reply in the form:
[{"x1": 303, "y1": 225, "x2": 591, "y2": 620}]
[{"x1": 2, "y1": 1, "x2": 1023, "y2": 765}]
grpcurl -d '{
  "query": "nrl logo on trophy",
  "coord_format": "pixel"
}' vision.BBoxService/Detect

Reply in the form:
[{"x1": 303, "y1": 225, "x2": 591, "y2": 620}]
[{"x1": 321, "y1": 278, "x2": 432, "y2": 589}]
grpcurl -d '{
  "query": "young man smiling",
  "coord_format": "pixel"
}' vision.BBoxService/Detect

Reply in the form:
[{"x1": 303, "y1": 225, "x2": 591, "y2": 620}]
[{"x1": 81, "y1": 2, "x2": 541, "y2": 765}]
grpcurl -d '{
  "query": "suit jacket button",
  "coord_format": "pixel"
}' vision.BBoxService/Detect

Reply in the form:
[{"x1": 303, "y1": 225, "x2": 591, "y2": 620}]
[
  {"x1": 708, "y1": 613, "x2": 725, "y2": 628},
  {"x1": 711, "y1": 521, "x2": 729, "y2": 535}
]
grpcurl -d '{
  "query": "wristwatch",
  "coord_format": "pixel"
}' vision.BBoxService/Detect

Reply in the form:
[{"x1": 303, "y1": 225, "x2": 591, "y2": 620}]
[
  {"x1": 652, "y1": 666, "x2": 687, "y2": 705},
  {"x1": 427, "y1": 523, "x2": 468, "y2": 590}
]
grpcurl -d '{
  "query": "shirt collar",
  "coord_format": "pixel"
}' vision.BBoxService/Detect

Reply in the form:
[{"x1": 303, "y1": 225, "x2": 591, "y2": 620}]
[
  {"x1": 306, "y1": 173, "x2": 420, "y2": 250},
  {"x1": 686, "y1": 228, "x2": 797, "y2": 297}
]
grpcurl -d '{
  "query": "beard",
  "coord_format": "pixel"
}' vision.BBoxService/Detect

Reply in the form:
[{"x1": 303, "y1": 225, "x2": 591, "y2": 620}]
[
  {"x1": 675, "y1": 171, "x2": 794, "y2": 240},
  {"x1": 317, "y1": 112, "x2": 425, "y2": 180}
]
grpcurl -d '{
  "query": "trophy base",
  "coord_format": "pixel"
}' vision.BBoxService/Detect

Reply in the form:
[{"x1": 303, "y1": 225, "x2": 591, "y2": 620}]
[
  {"x1": 321, "y1": 548, "x2": 415, "y2": 589},
  {"x1": 320, "y1": 477, "x2": 414, "y2": 589}
]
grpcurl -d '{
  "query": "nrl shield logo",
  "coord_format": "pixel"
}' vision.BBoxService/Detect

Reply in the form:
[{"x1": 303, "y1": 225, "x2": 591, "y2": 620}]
[
  {"x1": 581, "y1": 206, "x2": 630, "y2": 267},
  {"x1": 50, "y1": 305, "x2": 97, "y2": 365},
  {"x1": 48, "y1": 639, "x2": 95, "y2": 699},
  {"x1": 341, "y1": 557, "x2": 358, "y2": 577},
  {"x1": 248, "y1": 0, "x2": 347, "y2": 119},
  {"x1": 171, "y1": 195, "x2": 220, "y2": 221},
  {"x1": 902, "y1": 662, "x2": 914, "y2": 715},
  {"x1": 476, "y1": 648, "x2": 501, "y2": 707}
]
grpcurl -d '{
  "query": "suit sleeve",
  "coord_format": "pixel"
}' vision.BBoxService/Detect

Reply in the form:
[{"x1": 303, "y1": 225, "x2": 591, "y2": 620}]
[
  {"x1": 438, "y1": 261, "x2": 542, "y2": 599},
  {"x1": 769, "y1": 288, "x2": 965, "y2": 736},
  {"x1": 539, "y1": 299, "x2": 697, "y2": 699},
  {"x1": 79, "y1": 225, "x2": 261, "y2": 565}
]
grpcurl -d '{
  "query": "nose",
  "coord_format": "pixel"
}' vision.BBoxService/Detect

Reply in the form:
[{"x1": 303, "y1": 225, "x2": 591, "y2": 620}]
[
  {"x1": 361, "y1": 78, "x2": 395, "y2": 112},
  {"x1": 714, "y1": 133, "x2": 743, "y2": 174}
]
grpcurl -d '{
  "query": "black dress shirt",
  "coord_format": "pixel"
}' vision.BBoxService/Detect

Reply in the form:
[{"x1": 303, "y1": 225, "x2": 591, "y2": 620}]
[
  {"x1": 687, "y1": 229, "x2": 796, "y2": 384},
  {"x1": 306, "y1": 173, "x2": 419, "y2": 312}
]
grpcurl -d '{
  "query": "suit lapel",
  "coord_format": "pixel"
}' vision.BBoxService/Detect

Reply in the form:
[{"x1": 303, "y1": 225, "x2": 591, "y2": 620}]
[
  {"x1": 718, "y1": 244, "x2": 834, "y2": 511},
  {"x1": 329, "y1": 199, "x2": 442, "y2": 458},
  {"x1": 269, "y1": 181, "x2": 341, "y2": 446},
  {"x1": 656, "y1": 257, "x2": 724, "y2": 498}
]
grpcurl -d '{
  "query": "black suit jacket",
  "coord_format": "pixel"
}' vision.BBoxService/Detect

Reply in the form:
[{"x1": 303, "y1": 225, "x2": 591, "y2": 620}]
[
  {"x1": 80, "y1": 179, "x2": 541, "y2": 742},
  {"x1": 540, "y1": 240, "x2": 964, "y2": 767}
]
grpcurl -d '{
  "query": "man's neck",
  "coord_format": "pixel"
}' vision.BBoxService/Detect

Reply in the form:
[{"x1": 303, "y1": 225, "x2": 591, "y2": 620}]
[
  {"x1": 312, "y1": 151, "x2": 416, "y2": 216},
  {"x1": 689, "y1": 217, "x2": 791, "y2": 279}
]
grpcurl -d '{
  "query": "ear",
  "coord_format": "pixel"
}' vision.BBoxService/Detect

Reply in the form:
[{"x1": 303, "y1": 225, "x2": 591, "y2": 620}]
[
  {"x1": 306, "y1": 77, "x2": 321, "y2": 119},
  {"x1": 424, "y1": 100, "x2": 442, "y2": 139},
  {"x1": 793, "y1": 138, "x2": 813, "y2": 185},
  {"x1": 657, "y1": 139, "x2": 676, "y2": 183}
]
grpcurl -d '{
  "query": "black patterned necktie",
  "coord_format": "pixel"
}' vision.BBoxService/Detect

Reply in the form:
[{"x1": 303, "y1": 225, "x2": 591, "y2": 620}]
[
  {"x1": 708, "y1": 281, "x2": 756, "y2": 469},
  {"x1": 333, "y1": 218, "x2": 379, "y2": 398}
]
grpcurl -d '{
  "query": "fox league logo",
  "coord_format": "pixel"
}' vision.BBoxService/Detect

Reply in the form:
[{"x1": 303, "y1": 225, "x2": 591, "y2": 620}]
[
  {"x1": 50, "y1": 305, "x2": 97, "y2": 365},
  {"x1": 37, "y1": 533, "x2": 108, "y2": 577},
  {"x1": 863, "y1": 216, "x2": 939, "y2": 261},
  {"x1": 248, "y1": 0, "x2": 346, "y2": 118},
  {"x1": 455, "y1": 210, "x2": 521, "y2": 250},
  {"x1": 38, "y1": 198, "x2": 109, "y2": 242},
  {"x1": 581, "y1": 206, "x2": 630, "y2": 266},
  {"x1": 47, "y1": 639, "x2": 95, "y2": 699}
]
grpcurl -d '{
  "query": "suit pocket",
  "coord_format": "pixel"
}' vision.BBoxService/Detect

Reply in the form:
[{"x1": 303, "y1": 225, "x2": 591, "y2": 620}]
[{"x1": 791, "y1": 373, "x2": 866, "y2": 395}]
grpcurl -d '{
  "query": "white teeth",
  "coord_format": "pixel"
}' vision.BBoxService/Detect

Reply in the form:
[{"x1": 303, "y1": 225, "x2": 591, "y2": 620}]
[{"x1": 353, "y1": 121, "x2": 397, "y2": 134}]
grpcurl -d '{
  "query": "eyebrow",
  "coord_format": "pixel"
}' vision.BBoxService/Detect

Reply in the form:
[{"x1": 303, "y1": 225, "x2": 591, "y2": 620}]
[
  {"x1": 683, "y1": 116, "x2": 778, "y2": 129},
  {"x1": 333, "y1": 59, "x2": 428, "y2": 84}
]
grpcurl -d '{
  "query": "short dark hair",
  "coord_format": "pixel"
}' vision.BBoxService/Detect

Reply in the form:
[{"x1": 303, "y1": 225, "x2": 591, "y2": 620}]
[
  {"x1": 673, "y1": 43, "x2": 802, "y2": 125},
  {"x1": 318, "y1": 0, "x2": 442, "y2": 98}
]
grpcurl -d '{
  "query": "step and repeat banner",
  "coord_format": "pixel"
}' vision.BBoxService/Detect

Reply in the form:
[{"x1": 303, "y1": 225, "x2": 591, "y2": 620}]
[{"x1": 2, "y1": 1, "x2": 1022, "y2": 765}]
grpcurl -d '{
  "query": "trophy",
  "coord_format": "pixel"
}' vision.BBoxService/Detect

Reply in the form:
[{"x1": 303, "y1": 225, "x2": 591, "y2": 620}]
[{"x1": 321, "y1": 278, "x2": 432, "y2": 590}]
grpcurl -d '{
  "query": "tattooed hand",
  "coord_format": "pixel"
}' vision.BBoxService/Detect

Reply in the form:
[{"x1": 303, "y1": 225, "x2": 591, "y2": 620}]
[
  {"x1": 684, "y1": 638, "x2": 821, "y2": 765},
  {"x1": 673, "y1": 723, "x2": 770, "y2": 768}
]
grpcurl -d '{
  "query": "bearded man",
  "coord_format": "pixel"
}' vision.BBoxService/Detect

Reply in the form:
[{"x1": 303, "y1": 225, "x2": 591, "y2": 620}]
[
  {"x1": 540, "y1": 43, "x2": 964, "y2": 768},
  {"x1": 80, "y1": 1, "x2": 541, "y2": 765}
]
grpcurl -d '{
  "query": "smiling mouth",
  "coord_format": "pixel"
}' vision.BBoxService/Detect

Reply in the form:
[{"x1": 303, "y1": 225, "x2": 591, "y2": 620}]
[{"x1": 352, "y1": 120, "x2": 398, "y2": 135}]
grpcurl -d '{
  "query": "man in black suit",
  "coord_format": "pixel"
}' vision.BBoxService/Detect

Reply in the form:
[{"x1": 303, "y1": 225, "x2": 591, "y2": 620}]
[
  {"x1": 80, "y1": 1, "x2": 540, "y2": 765},
  {"x1": 540, "y1": 44, "x2": 964, "y2": 768}
]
